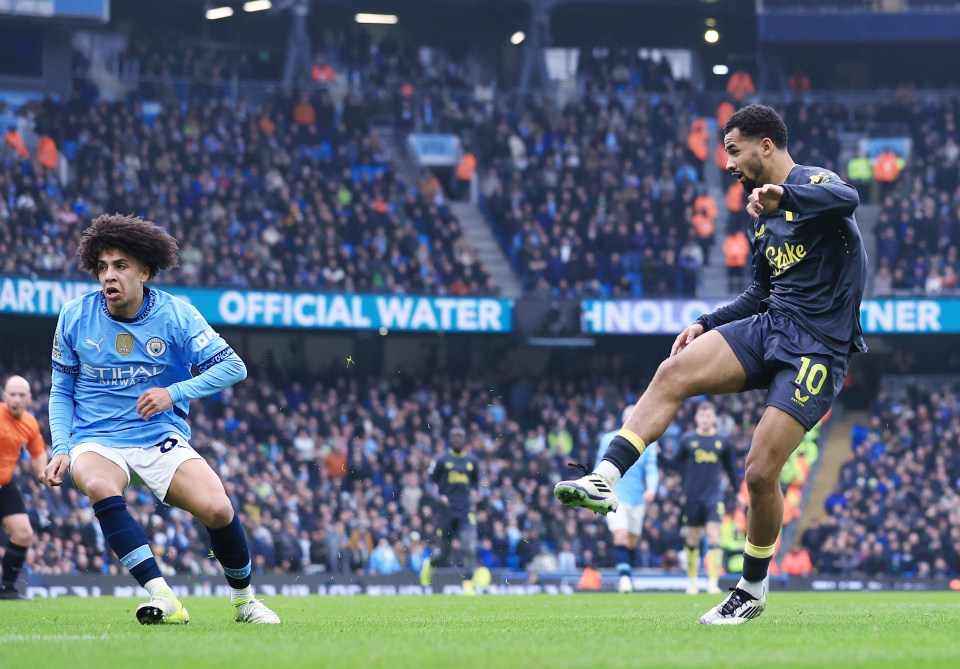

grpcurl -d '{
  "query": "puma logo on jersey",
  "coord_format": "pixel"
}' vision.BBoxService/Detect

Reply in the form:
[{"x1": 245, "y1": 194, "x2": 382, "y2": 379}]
[{"x1": 85, "y1": 337, "x2": 103, "y2": 352}]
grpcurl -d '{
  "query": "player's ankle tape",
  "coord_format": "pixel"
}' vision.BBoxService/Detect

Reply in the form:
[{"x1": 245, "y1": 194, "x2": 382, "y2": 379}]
[
  {"x1": 602, "y1": 434, "x2": 646, "y2": 475},
  {"x1": 744, "y1": 540, "x2": 776, "y2": 559}
]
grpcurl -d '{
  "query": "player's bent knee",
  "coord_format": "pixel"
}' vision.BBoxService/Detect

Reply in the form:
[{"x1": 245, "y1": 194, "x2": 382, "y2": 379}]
[
  {"x1": 198, "y1": 498, "x2": 235, "y2": 528},
  {"x1": 744, "y1": 461, "x2": 779, "y2": 493},
  {"x1": 650, "y1": 356, "x2": 692, "y2": 399},
  {"x1": 82, "y1": 478, "x2": 124, "y2": 502}
]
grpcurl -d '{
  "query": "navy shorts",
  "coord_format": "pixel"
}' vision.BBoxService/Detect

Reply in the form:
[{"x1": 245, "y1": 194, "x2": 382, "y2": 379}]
[
  {"x1": 0, "y1": 483, "x2": 27, "y2": 519},
  {"x1": 717, "y1": 311, "x2": 849, "y2": 431},
  {"x1": 682, "y1": 496, "x2": 724, "y2": 527}
]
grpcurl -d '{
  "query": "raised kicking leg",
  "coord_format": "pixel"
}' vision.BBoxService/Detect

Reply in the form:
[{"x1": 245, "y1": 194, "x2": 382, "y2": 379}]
[{"x1": 554, "y1": 330, "x2": 745, "y2": 514}]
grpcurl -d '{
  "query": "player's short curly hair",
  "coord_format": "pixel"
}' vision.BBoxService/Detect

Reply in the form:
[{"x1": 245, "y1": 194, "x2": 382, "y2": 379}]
[
  {"x1": 77, "y1": 214, "x2": 180, "y2": 280},
  {"x1": 724, "y1": 104, "x2": 788, "y2": 149}
]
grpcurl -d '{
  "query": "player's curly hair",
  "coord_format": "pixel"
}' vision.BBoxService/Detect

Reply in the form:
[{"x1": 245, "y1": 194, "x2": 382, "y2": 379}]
[
  {"x1": 77, "y1": 214, "x2": 180, "y2": 280},
  {"x1": 724, "y1": 104, "x2": 788, "y2": 149}
]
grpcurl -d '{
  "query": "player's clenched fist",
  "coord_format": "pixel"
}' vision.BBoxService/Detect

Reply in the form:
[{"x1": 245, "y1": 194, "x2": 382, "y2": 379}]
[
  {"x1": 746, "y1": 183, "x2": 784, "y2": 217},
  {"x1": 671, "y1": 323, "x2": 705, "y2": 356},
  {"x1": 136, "y1": 387, "x2": 174, "y2": 420}
]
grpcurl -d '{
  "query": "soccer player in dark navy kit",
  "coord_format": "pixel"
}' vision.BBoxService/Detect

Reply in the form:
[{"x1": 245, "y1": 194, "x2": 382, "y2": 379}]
[
  {"x1": 556, "y1": 104, "x2": 866, "y2": 623},
  {"x1": 672, "y1": 401, "x2": 739, "y2": 595},
  {"x1": 420, "y1": 426, "x2": 480, "y2": 593}
]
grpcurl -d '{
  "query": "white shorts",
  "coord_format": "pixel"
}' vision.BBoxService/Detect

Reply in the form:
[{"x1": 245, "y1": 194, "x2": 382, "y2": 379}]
[
  {"x1": 70, "y1": 433, "x2": 202, "y2": 503},
  {"x1": 605, "y1": 502, "x2": 647, "y2": 536}
]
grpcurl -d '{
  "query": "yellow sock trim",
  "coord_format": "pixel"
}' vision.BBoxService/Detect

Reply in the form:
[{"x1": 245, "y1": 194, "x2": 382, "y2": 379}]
[
  {"x1": 744, "y1": 539, "x2": 776, "y2": 559},
  {"x1": 706, "y1": 548, "x2": 722, "y2": 581},
  {"x1": 617, "y1": 428, "x2": 646, "y2": 454},
  {"x1": 685, "y1": 546, "x2": 700, "y2": 580}
]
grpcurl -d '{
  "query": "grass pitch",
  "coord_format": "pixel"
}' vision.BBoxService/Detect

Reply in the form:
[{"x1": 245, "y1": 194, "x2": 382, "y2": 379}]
[{"x1": 1, "y1": 592, "x2": 958, "y2": 669}]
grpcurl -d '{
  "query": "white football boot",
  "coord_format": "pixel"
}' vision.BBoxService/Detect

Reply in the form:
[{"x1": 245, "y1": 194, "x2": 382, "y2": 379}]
[
  {"x1": 699, "y1": 579, "x2": 767, "y2": 625},
  {"x1": 554, "y1": 468, "x2": 619, "y2": 516}
]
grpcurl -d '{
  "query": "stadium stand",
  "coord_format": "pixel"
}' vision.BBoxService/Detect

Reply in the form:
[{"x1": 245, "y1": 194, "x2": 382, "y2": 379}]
[
  {"x1": 1, "y1": 355, "x2": 823, "y2": 578},
  {"x1": 0, "y1": 87, "x2": 495, "y2": 295},
  {"x1": 869, "y1": 95, "x2": 960, "y2": 295},
  {"x1": 803, "y1": 383, "x2": 960, "y2": 577}
]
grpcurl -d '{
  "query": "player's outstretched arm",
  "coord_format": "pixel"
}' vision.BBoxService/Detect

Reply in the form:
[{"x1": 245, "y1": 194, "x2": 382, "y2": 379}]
[
  {"x1": 779, "y1": 174, "x2": 859, "y2": 217},
  {"x1": 693, "y1": 244, "x2": 772, "y2": 339},
  {"x1": 165, "y1": 351, "x2": 247, "y2": 406}
]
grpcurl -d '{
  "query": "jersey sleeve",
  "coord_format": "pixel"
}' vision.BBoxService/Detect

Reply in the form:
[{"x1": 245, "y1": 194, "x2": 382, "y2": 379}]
[
  {"x1": 49, "y1": 306, "x2": 79, "y2": 456},
  {"x1": 779, "y1": 171, "x2": 859, "y2": 219},
  {"x1": 166, "y1": 300, "x2": 246, "y2": 404},
  {"x1": 178, "y1": 301, "x2": 232, "y2": 368},
  {"x1": 697, "y1": 246, "x2": 771, "y2": 331},
  {"x1": 51, "y1": 307, "x2": 79, "y2": 375}
]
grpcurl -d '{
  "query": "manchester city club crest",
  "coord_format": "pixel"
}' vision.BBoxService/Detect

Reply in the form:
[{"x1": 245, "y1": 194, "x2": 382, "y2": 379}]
[
  {"x1": 146, "y1": 337, "x2": 167, "y2": 357},
  {"x1": 116, "y1": 333, "x2": 134, "y2": 356}
]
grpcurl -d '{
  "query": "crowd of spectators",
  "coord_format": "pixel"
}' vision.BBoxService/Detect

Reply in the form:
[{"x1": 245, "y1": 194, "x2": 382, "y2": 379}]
[
  {"x1": 576, "y1": 49, "x2": 692, "y2": 97},
  {"x1": 1, "y1": 86, "x2": 494, "y2": 295},
  {"x1": 867, "y1": 95, "x2": 960, "y2": 295},
  {"x1": 471, "y1": 88, "x2": 844, "y2": 296},
  {"x1": 475, "y1": 92, "x2": 707, "y2": 297},
  {"x1": 801, "y1": 382, "x2": 960, "y2": 578},
  {"x1": 2, "y1": 352, "x2": 789, "y2": 580},
  {"x1": 11, "y1": 30, "x2": 960, "y2": 301}
]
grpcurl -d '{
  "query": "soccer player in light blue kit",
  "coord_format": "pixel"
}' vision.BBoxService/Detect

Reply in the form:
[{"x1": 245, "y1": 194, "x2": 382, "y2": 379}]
[
  {"x1": 594, "y1": 407, "x2": 658, "y2": 593},
  {"x1": 42, "y1": 214, "x2": 280, "y2": 625}
]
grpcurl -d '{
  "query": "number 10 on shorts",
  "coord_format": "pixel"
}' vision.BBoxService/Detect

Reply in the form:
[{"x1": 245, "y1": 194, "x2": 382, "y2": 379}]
[{"x1": 795, "y1": 356, "x2": 828, "y2": 396}]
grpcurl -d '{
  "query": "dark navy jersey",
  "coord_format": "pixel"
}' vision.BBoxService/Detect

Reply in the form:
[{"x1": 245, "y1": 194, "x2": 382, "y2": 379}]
[
  {"x1": 699, "y1": 165, "x2": 867, "y2": 355},
  {"x1": 428, "y1": 451, "x2": 479, "y2": 513},
  {"x1": 674, "y1": 431, "x2": 738, "y2": 501}
]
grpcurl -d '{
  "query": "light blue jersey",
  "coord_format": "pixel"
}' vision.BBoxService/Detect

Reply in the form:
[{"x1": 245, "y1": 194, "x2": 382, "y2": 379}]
[
  {"x1": 595, "y1": 430, "x2": 659, "y2": 506},
  {"x1": 49, "y1": 287, "x2": 246, "y2": 455}
]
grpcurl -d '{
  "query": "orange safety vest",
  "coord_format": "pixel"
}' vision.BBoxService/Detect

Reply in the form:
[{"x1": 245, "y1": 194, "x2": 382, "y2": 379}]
[
  {"x1": 5, "y1": 129, "x2": 29, "y2": 159},
  {"x1": 692, "y1": 194, "x2": 718, "y2": 239},
  {"x1": 455, "y1": 152, "x2": 477, "y2": 181},
  {"x1": 687, "y1": 118, "x2": 709, "y2": 162},
  {"x1": 694, "y1": 194, "x2": 718, "y2": 222},
  {"x1": 715, "y1": 142, "x2": 730, "y2": 169},
  {"x1": 727, "y1": 71, "x2": 755, "y2": 102},
  {"x1": 716, "y1": 101, "x2": 735, "y2": 132},
  {"x1": 782, "y1": 550, "x2": 813, "y2": 576},
  {"x1": 293, "y1": 101, "x2": 316, "y2": 126},
  {"x1": 723, "y1": 231, "x2": 750, "y2": 268},
  {"x1": 873, "y1": 152, "x2": 902, "y2": 182},
  {"x1": 38, "y1": 135, "x2": 58, "y2": 169},
  {"x1": 311, "y1": 63, "x2": 336, "y2": 84},
  {"x1": 578, "y1": 567, "x2": 602, "y2": 591},
  {"x1": 726, "y1": 182, "x2": 744, "y2": 212}
]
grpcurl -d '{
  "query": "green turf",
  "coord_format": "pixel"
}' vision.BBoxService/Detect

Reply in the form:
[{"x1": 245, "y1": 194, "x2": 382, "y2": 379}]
[{"x1": 1, "y1": 592, "x2": 959, "y2": 669}]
